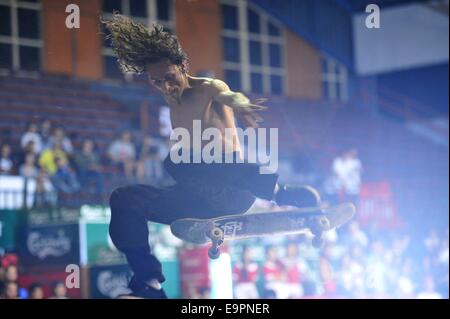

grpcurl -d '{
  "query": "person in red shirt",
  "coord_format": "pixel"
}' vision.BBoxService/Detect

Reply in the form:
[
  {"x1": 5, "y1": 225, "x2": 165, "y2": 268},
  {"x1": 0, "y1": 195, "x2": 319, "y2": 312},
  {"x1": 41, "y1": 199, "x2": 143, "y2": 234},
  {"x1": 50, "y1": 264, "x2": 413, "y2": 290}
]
[
  {"x1": 284, "y1": 242, "x2": 304, "y2": 298},
  {"x1": 263, "y1": 245, "x2": 290, "y2": 298},
  {"x1": 233, "y1": 246, "x2": 260, "y2": 298}
]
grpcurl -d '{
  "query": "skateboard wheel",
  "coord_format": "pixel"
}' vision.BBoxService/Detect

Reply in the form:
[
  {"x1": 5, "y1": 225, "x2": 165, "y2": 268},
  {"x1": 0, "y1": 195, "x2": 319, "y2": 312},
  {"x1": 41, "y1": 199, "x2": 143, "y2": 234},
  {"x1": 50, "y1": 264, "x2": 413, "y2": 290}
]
[
  {"x1": 209, "y1": 227, "x2": 224, "y2": 241},
  {"x1": 208, "y1": 248, "x2": 220, "y2": 260},
  {"x1": 312, "y1": 235, "x2": 324, "y2": 249}
]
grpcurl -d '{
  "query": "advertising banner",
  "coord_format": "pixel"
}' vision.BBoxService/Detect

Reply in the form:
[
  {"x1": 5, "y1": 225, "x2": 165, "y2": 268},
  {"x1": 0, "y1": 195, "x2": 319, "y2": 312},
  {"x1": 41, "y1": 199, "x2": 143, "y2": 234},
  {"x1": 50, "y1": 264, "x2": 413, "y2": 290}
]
[
  {"x1": 20, "y1": 223, "x2": 80, "y2": 269},
  {"x1": 89, "y1": 264, "x2": 132, "y2": 299},
  {"x1": 358, "y1": 181, "x2": 403, "y2": 229}
]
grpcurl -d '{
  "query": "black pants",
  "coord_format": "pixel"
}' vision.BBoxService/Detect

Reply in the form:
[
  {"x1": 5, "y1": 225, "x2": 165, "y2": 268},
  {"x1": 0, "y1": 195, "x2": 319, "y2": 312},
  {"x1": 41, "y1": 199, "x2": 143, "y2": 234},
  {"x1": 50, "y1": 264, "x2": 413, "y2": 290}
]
[{"x1": 109, "y1": 154, "x2": 278, "y2": 283}]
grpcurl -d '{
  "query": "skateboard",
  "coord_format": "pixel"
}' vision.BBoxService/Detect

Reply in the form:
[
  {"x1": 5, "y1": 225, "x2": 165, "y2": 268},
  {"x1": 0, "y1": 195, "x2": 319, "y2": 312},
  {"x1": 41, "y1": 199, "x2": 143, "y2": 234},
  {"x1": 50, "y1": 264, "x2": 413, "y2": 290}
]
[{"x1": 170, "y1": 202, "x2": 356, "y2": 259}]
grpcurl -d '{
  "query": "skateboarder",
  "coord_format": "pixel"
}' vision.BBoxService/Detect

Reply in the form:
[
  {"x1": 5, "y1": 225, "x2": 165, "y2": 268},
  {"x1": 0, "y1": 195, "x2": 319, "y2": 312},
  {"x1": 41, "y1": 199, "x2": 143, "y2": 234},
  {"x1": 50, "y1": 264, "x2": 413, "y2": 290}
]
[{"x1": 104, "y1": 14, "x2": 321, "y2": 298}]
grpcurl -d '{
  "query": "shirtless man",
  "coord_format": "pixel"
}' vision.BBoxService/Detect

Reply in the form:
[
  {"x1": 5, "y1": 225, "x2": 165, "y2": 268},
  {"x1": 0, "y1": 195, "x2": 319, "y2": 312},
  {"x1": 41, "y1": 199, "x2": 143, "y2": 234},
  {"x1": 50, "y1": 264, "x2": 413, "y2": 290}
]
[{"x1": 104, "y1": 14, "x2": 321, "y2": 298}]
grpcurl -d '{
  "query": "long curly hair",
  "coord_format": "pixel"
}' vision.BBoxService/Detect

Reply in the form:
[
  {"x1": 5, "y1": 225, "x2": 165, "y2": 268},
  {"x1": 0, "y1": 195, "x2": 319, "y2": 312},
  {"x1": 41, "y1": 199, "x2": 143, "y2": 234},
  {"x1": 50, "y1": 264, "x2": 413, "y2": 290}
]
[{"x1": 101, "y1": 14, "x2": 188, "y2": 73}]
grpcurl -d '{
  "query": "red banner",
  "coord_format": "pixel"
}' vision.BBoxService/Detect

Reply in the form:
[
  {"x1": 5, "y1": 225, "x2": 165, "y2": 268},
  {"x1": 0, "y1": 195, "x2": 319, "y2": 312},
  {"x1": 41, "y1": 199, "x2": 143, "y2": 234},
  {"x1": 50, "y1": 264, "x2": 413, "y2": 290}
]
[{"x1": 357, "y1": 181, "x2": 403, "y2": 229}]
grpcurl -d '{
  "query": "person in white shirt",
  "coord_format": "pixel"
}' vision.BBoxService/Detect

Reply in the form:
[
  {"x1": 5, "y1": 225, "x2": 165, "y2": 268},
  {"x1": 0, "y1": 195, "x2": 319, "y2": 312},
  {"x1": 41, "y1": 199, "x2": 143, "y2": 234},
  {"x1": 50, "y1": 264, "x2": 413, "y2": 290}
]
[
  {"x1": 108, "y1": 131, "x2": 137, "y2": 179},
  {"x1": 19, "y1": 153, "x2": 39, "y2": 179},
  {"x1": 330, "y1": 148, "x2": 363, "y2": 198},
  {"x1": 0, "y1": 143, "x2": 14, "y2": 175},
  {"x1": 21, "y1": 122, "x2": 43, "y2": 154}
]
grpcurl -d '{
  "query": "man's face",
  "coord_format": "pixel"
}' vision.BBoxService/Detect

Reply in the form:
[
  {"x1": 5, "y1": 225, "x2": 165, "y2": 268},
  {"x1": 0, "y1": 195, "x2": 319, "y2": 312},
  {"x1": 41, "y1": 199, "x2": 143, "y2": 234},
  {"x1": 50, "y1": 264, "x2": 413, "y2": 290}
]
[{"x1": 147, "y1": 60, "x2": 187, "y2": 99}]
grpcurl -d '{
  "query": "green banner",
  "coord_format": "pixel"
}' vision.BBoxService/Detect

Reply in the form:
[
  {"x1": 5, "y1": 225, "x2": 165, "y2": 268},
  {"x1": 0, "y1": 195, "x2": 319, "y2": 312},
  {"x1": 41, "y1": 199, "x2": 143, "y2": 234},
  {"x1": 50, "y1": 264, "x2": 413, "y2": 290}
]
[
  {"x1": 0, "y1": 210, "x2": 21, "y2": 252},
  {"x1": 162, "y1": 260, "x2": 181, "y2": 299},
  {"x1": 80, "y1": 221, "x2": 126, "y2": 266}
]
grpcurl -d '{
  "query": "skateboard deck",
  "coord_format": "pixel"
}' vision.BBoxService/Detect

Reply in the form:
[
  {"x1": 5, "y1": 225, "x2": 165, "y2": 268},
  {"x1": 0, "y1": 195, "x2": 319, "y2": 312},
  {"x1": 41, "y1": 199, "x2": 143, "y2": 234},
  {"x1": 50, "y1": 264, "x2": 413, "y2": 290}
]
[{"x1": 170, "y1": 202, "x2": 356, "y2": 258}]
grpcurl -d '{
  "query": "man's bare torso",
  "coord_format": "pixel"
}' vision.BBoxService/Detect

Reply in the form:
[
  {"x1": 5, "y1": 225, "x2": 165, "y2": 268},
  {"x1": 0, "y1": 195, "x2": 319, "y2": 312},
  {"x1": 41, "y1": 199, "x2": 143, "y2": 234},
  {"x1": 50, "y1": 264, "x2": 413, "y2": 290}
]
[{"x1": 165, "y1": 76, "x2": 242, "y2": 154}]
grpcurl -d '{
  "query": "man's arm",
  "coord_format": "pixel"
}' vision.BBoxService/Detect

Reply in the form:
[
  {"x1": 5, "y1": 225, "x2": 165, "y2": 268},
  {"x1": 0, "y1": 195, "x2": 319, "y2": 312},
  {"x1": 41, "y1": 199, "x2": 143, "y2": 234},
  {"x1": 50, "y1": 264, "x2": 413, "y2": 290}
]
[{"x1": 208, "y1": 79, "x2": 267, "y2": 127}]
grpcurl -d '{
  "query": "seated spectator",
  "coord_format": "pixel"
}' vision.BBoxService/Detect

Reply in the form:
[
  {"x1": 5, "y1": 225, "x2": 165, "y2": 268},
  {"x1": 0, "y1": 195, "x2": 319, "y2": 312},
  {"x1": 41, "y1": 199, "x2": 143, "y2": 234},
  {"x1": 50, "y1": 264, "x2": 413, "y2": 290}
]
[
  {"x1": 40, "y1": 118, "x2": 53, "y2": 149},
  {"x1": 263, "y1": 245, "x2": 289, "y2": 299},
  {"x1": 51, "y1": 157, "x2": 80, "y2": 194},
  {"x1": 3, "y1": 264, "x2": 18, "y2": 283},
  {"x1": 48, "y1": 127, "x2": 74, "y2": 155},
  {"x1": 74, "y1": 139, "x2": 104, "y2": 194},
  {"x1": 337, "y1": 254, "x2": 366, "y2": 297},
  {"x1": 284, "y1": 242, "x2": 304, "y2": 298},
  {"x1": 108, "y1": 131, "x2": 136, "y2": 179},
  {"x1": 395, "y1": 259, "x2": 415, "y2": 298},
  {"x1": 343, "y1": 221, "x2": 368, "y2": 248},
  {"x1": 319, "y1": 246, "x2": 338, "y2": 297},
  {"x1": 49, "y1": 281, "x2": 68, "y2": 299},
  {"x1": 136, "y1": 136, "x2": 166, "y2": 183},
  {"x1": 233, "y1": 246, "x2": 260, "y2": 299},
  {"x1": 34, "y1": 171, "x2": 57, "y2": 208},
  {"x1": 365, "y1": 240, "x2": 389, "y2": 297},
  {"x1": 28, "y1": 282, "x2": 45, "y2": 299},
  {"x1": 1, "y1": 264, "x2": 26, "y2": 299},
  {"x1": 21, "y1": 122, "x2": 43, "y2": 154},
  {"x1": 17, "y1": 140, "x2": 38, "y2": 167},
  {"x1": 39, "y1": 141, "x2": 68, "y2": 175},
  {"x1": 0, "y1": 143, "x2": 14, "y2": 175},
  {"x1": 1, "y1": 281, "x2": 18, "y2": 299},
  {"x1": 19, "y1": 153, "x2": 39, "y2": 179}
]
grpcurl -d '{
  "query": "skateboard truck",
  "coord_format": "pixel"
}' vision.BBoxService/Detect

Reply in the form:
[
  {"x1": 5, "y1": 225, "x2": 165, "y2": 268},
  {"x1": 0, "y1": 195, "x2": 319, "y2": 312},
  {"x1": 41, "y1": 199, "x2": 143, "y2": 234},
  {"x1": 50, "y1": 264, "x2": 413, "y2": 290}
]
[
  {"x1": 309, "y1": 215, "x2": 331, "y2": 249},
  {"x1": 207, "y1": 227, "x2": 224, "y2": 259}
]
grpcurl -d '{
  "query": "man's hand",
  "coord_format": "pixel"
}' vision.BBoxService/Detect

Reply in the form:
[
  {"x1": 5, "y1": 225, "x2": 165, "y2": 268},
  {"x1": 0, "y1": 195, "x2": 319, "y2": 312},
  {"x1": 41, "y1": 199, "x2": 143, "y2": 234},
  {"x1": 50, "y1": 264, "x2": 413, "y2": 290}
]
[{"x1": 209, "y1": 79, "x2": 268, "y2": 128}]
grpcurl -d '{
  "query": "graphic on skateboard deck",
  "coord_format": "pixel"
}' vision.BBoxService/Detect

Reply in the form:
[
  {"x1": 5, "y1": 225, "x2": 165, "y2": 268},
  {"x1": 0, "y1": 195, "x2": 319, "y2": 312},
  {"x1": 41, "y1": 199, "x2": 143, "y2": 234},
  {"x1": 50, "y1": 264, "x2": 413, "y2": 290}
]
[{"x1": 170, "y1": 203, "x2": 356, "y2": 259}]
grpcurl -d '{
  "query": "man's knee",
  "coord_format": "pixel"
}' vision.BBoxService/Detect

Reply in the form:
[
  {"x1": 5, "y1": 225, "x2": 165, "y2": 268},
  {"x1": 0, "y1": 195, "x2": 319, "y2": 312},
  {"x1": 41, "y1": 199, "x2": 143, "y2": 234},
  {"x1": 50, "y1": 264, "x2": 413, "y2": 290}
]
[
  {"x1": 108, "y1": 186, "x2": 139, "y2": 246},
  {"x1": 109, "y1": 186, "x2": 135, "y2": 210}
]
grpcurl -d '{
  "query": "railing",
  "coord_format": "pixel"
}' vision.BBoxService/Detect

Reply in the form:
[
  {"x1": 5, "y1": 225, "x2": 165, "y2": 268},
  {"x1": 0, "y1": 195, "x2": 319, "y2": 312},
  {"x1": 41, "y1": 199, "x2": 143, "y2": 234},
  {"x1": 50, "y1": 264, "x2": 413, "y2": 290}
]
[
  {"x1": 378, "y1": 86, "x2": 439, "y2": 119},
  {"x1": 376, "y1": 85, "x2": 449, "y2": 145}
]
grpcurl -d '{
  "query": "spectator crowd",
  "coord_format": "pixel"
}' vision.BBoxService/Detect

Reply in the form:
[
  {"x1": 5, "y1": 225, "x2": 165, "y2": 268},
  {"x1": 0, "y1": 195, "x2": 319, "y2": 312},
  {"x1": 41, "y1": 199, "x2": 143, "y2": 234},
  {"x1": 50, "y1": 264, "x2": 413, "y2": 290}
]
[
  {"x1": 0, "y1": 119, "x2": 169, "y2": 207},
  {"x1": 231, "y1": 222, "x2": 448, "y2": 299},
  {"x1": 0, "y1": 255, "x2": 69, "y2": 299}
]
